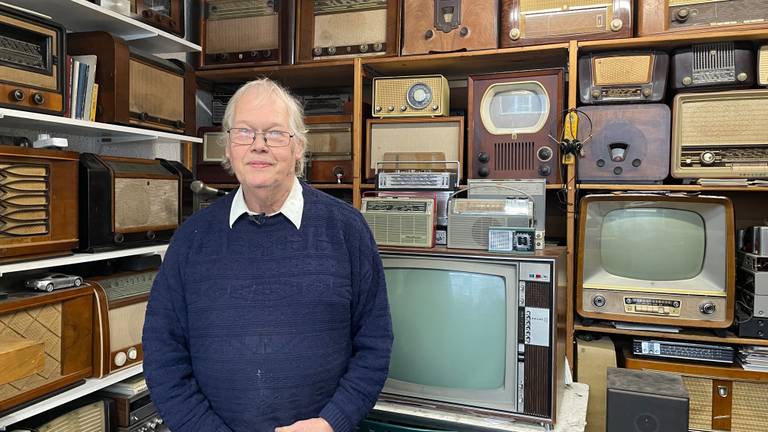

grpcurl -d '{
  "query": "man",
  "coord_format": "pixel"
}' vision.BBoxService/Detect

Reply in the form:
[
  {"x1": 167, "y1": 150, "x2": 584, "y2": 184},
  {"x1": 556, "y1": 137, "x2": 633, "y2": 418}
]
[{"x1": 142, "y1": 78, "x2": 393, "y2": 432}]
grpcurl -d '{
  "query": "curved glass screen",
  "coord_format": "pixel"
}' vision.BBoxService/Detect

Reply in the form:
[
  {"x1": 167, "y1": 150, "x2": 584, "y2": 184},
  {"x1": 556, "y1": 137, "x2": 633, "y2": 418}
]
[{"x1": 480, "y1": 81, "x2": 549, "y2": 135}]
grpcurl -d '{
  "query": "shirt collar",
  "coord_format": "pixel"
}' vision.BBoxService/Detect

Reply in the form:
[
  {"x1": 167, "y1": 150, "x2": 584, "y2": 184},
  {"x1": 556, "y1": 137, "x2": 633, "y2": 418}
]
[{"x1": 228, "y1": 177, "x2": 304, "y2": 229}]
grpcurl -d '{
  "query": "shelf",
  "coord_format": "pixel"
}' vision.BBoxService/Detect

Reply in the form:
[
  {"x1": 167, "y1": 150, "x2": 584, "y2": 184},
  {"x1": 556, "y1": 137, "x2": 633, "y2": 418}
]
[
  {"x1": 196, "y1": 60, "x2": 355, "y2": 88},
  {"x1": 578, "y1": 28, "x2": 768, "y2": 52},
  {"x1": 0, "y1": 245, "x2": 168, "y2": 277},
  {"x1": 574, "y1": 320, "x2": 768, "y2": 348},
  {"x1": 360, "y1": 183, "x2": 566, "y2": 190},
  {"x1": 624, "y1": 350, "x2": 768, "y2": 382},
  {"x1": 3, "y1": 0, "x2": 200, "y2": 54},
  {"x1": 577, "y1": 184, "x2": 768, "y2": 192},
  {"x1": 0, "y1": 364, "x2": 143, "y2": 430},
  {"x1": 361, "y1": 44, "x2": 569, "y2": 78},
  {"x1": 0, "y1": 108, "x2": 201, "y2": 144},
  {"x1": 310, "y1": 183, "x2": 353, "y2": 190}
]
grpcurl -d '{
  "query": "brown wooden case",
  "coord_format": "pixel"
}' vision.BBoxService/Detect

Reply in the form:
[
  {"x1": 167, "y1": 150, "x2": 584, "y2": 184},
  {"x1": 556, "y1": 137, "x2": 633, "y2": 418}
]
[
  {"x1": 638, "y1": 0, "x2": 768, "y2": 37},
  {"x1": 296, "y1": 0, "x2": 400, "y2": 62},
  {"x1": 0, "y1": 287, "x2": 95, "y2": 413},
  {"x1": 576, "y1": 104, "x2": 671, "y2": 183},
  {"x1": 0, "y1": 146, "x2": 79, "y2": 264},
  {"x1": 199, "y1": 0, "x2": 296, "y2": 68},
  {"x1": 468, "y1": 69, "x2": 564, "y2": 183},
  {"x1": 500, "y1": 0, "x2": 632, "y2": 48},
  {"x1": 67, "y1": 31, "x2": 196, "y2": 136},
  {"x1": 578, "y1": 51, "x2": 669, "y2": 104},
  {"x1": 401, "y1": 0, "x2": 498, "y2": 56},
  {"x1": 305, "y1": 114, "x2": 354, "y2": 183},
  {"x1": 196, "y1": 126, "x2": 237, "y2": 185},
  {"x1": 132, "y1": 0, "x2": 185, "y2": 37}
]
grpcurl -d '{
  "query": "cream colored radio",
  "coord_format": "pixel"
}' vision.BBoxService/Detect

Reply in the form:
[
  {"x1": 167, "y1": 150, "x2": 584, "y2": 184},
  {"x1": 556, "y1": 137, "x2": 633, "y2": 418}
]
[
  {"x1": 372, "y1": 75, "x2": 450, "y2": 117},
  {"x1": 760, "y1": 46, "x2": 768, "y2": 87},
  {"x1": 671, "y1": 90, "x2": 768, "y2": 179},
  {"x1": 361, "y1": 196, "x2": 435, "y2": 248}
]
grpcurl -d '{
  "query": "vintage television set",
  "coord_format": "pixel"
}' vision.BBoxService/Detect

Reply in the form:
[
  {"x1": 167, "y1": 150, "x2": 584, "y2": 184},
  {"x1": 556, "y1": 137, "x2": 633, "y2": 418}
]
[
  {"x1": 378, "y1": 249, "x2": 566, "y2": 425},
  {"x1": 577, "y1": 194, "x2": 736, "y2": 328}
]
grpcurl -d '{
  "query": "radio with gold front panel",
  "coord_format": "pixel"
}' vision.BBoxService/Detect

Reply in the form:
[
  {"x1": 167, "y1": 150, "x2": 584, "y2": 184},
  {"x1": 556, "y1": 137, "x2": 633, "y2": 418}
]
[
  {"x1": 372, "y1": 75, "x2": 450, "y2": 117},
  {"x1": 579, "y1": 51, "x2": 669, "y2": 104},
  {"x1": 296, "y1": 0, "x2": 400, "y2": 61},
  {"x1": 401, "y1": 0, "x2": 498, "y2": 56},
  {"x1": 638, "y1": 0, "x2": 768, "y2": 36}
]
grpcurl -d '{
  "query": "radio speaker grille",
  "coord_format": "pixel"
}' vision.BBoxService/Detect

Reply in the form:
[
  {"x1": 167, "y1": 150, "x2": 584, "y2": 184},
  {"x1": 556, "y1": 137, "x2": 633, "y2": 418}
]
[
  {"x1": 594, "y1": 56, "x2": 652, "y2": 85},
  {"x1": 494, "y1": 141, "x2": 534, "y2": 172},
  {"x1": 114, "y1": 178, "x2": 178, "y2": 232},
  {"x1": 679, "y1": 98, "x2": 768, "y2": 146},
  {"x1": 129, "y1": 60, "x2": 184, "y2": 124},
  {"x1": 206, "y1": 13, "x2": 278, "y2": 53},
  {"x1": 37, "y1": 400, "x2": 106, "y2": 432},
  {"x1": 733, "y1": 381, "x2": 768, "y2": 431},
  {"x1": 759, "y1": 46, "x2": 768, "y2": 86},
  {"x1": 519, "y1": 0, "x2": 609, "y2": 11},
  {"x1": 366, "y1": 214, "x2": 429, "y2": 246},
  {"x1": 682, "y1": 376, "x2": 712, "y2": 431},
  {"x1": 0, "y1": 162, "x2": 49, "y2": 238}
]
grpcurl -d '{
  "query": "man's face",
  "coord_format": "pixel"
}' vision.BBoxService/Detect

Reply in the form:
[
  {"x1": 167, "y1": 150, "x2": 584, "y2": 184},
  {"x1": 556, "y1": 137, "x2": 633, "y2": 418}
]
[{"x1": 225, "y1": 91, "x2": 302, "y2": 194}]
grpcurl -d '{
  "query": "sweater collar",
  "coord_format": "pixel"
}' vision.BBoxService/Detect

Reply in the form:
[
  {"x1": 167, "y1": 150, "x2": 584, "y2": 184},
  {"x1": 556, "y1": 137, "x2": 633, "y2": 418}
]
[{"x1": 228, "y1": 177, "x2": 304, "y2": 229}]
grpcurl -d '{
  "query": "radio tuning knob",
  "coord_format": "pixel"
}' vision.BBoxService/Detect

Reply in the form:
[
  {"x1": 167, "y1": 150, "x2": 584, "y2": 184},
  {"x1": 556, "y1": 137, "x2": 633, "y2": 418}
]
[
  {"x1": 459, "y1": 27, "x2": 469, "y2": 37},
  {"x1": 10, "y1": 89, "x2": 24, "y2": 101},
  {"x1": 477, "y1": 152, "x2": 490, "y2": 163},
  {"x1": 675, "y1": 8, "x2": 690, "y2": 22},
  {"x1": 682, "y1": 76, "x2": 693, "y2": 86},
  {"x1": 146, "y1": 231, "x2": 156, "y2": 240},
  {"x1": 139, "y1": 112, "x2": 149, "y2": 121},
  {"x1": 359, "y1": 44, "x2": 368, "y2": 53},
  {"x1": 327, "y1": 46, "x2": 337, "y2": 55},
  {"x1": 174, "y1": 120, "x2": 184, "y2": 129},
  {"x1": 537, "y1": 146, "x2": 553, "y2": 162},
  {"x1": 375, "y1": 106, "x2": 382, "y2": 112},
  {"x1": 114, "y1": 233, "x2": 125, "y2": 244},
  {"x1": 425, "y1": 29, "x2": 434, "y2": 40},
  {"x1": 700, "y1": 151, "x2": 716, "y2": 165},
  {"x1": 387, "y1": 106, "x2": 395, "y2": 112},
  {"x1": 431, "y1": 105, "x2": 439, "y2": 111},
  {"x1": 591, "y1": 89, "x2": 600, "y2": 99},
  {"x1": 127, "y1": 347, "x2": 138, "y2": 360},
  {"x1": 539, "y1": 165, "x2": 552, "y2": 176},
  {"x1": 609, "y1": 18, "x2": 623, "y2": 32},
  {"x1": 313, "y1": 47, "x2": 323, "y2": 56},
  {"x1": 373, "y1": 43, "x2": 383, "y2": 52},
  {"x1": 32, "y1": 93, "x2": 44, "y2": 105},
  {"x1": 737, "y1": 72, "x2": 748, "y2": 82},
  {"x1": 262, "y1": 50, "x2": 271, "y2": 58},
  {"x1": 592, "y1": 295, "x2": 606, "y2": 308},
  {"x1": 400, "y1": 105, "x2": 407, "y2": 111},
  {"x1": 114, "y1": 351, "x2": 127, "y2": 367},
  {"x1": 508, "y1": 28, "x2": 521, "y2": 41},
  {"x1": 642, "y1": 88, "x2": 652, "y2": 97},
  {"x1": 699, "y1": 302, "x2": 716, "y2": 315}
]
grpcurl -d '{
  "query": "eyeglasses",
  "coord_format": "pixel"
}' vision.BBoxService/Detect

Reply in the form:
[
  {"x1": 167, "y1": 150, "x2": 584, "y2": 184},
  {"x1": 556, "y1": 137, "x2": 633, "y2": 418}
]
[{"x1": 227, "y1": 128, "x2": 294, "y2": 148}]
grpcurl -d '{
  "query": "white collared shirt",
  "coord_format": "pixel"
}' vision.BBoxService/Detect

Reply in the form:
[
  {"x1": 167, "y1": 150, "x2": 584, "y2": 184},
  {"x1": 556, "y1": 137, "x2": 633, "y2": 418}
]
[{"x1": 228, "y1": 177, "x2": 304, "y2": 229}]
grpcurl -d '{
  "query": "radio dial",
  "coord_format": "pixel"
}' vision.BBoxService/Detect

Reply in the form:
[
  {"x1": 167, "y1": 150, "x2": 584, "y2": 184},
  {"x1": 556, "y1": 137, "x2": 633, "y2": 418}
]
[
  {"x1": 508, "y1": 28, "x2": 521, "y2": 41},
  {"x1": 699, "y1": 302, "x2": 716, "y2": 315},
  {"x1": 407, "y1": 83, "x2": 433, "y2": 110},
  {"x1": 609, "y1": 18, "x2": 623, "y2": 32},
  {"x1": 700, "y1": 151, "x2": 716, "y2": 165},
  {"x1": 10, "y1": 89, "x2": 24, "y2": 102},
  {"x1": 477, "y1": 152, "x2": 490, "y2": 163},
  {"x1": 114, "y1": 351, "x2": 127, "y2": 367},
  {"x1": 32, "y1": 93, "x2": 44, "y2": 105}
]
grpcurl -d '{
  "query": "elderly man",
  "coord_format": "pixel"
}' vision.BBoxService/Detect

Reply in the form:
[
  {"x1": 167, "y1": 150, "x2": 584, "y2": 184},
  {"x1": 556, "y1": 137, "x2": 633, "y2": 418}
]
[{"x1": 143, "y1": 78, "x2": 393, "y2": 432}]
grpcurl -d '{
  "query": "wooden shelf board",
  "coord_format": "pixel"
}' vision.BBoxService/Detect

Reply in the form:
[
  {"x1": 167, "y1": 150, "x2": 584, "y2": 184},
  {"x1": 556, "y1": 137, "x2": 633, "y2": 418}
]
[
  {"x1": 624, "y1": 350, "x2": 768, "y2": 382},
  {"x1": 0, "y1": 245, "x2": 168, "y2": 277},
  {"x1": 574, "y1": 320, "x2": 768, "y2": 347},
  {"x1": 579, "y1": 28, "x2": 768, "y2": 52},
  {"x1": 361, "y1": 44, "x2": 569, "y2": 78},
  {"x1": 577, "y1": 184, "x2": 768, "y2": 192},
  {"x1": 196, "y1": 60, "x2": 355, "y2": 88},
  {"x1": 360, "y1": 184, "x2": 564, "y2": 190},
  {"x1": 310, "y1": 183, "x2": 353, "y2": 190}
]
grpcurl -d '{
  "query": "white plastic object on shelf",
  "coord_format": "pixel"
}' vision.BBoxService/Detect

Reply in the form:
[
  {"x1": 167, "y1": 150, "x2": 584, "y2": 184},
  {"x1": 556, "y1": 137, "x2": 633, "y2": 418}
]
[{"x1": 32, "y1": 133, "x2": 68, "y2": 149}]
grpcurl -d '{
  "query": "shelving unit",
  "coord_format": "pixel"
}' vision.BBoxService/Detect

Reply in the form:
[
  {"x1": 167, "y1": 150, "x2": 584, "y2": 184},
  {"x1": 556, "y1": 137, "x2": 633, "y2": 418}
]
[
  {"x1": 0, "y1": 245, "x2": 168, "y2": 277},
  {"x1": 574, "y1": 320, "x2": 768, "y2": 348}
]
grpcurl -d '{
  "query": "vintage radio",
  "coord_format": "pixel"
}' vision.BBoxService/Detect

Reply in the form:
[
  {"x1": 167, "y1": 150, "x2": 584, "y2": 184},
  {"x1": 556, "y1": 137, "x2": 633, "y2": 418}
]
[
  {"x1": 606, "y1": 368, "x2": 690, "y2": 432},
  {"x1": 576, "y1": 104, "x2": 671, "y2": 183},
  {"x1": 637, "y1": 0, "x2": 768, "y2": 37},
  {"x1": 366, "y1": 117, "x2": 464, "y2": 181},
  {"x1": 578, "y1": 194, "x2": 735, "y2": 328},
  {"x1": 296, "y1": 0, "x2": 400, "y2": 62},
  {"x1": 0, "y1": 287, "x2": 94, "y2": 412},
  {"x1": 447, "y1": 197, "x2": 535, "y2": 250},
  {"x1": 743, "y1": 252, "x2": 768, "y2": 273},
  {"x1": 372, "y1": 75, "x2": 450, "y2": 117},
  {"x1": 760, "y1": 46, "x2": 768, "y2": 87},
  {"x1": 68, "y1": 31, "x2": 196, "y2": 135},
  {"x1": 297, "y1": 91, "x2": 352, "y2": 115},
  {"x1": 93, "y1": 0, "x2": 184, "y2": 37},
  {"x1": 625, "y1": 351, "x2": 768, "y2": 432},
  {"x1": 376, "y1": 190, "x2": 452, "y2": 245},
  {"x1": 741, "y1": 226, "x2": 768, "y2": 256},
  {"x1": 671, "y1": 42, "x2": 755, "y2": 91},
  {"x1": 671, "y1": 90, "x2": 768, "y2": 180},
  {"x1": 196, "y1": 127, "x2": 235, "y2": 185},
  {"x1": 376, "y1": 168, "x2": 459, "y2": 191},
  {"x1": 305, "y1": 114, "x2": 353, "y2": 183},
  {"x1": 90, "y1": 269, "x2": 156, "y2": 378},
  {"x1": 500, "y1": 0, "x2": 632, "y2": 48},
  {"x1": 579, "y1": 51, "x2": 669, "y2": 104},
  {"x1": 0, "y1": 4, "x2": 66, "y2": 115},
  {"x1": 99, "y1": 384, "x2": 166, "y2": 431},
  {"x1": 361, "y1": 196, "x2": 436, "y2": 248},
  {"x1": 8, "y1": 396, "x2": 117, "y2": 431},
  {"x1": 401, "y1": 0, "x2": 498, "y2": 55},
  {"x1": 467, "y1": 179, "x2": 545, "y2": 249},
  {"x1": 79, "y1": 153, "x2": 183, "y2": 252},
  {"x1": 0, "y1": 146, "x2": 79, "y2": 263},
  {"x1": 468, "y1": 69, "x2": 564, "y2": 183},
  {"x1": 735, "y1": 306, "x2": 768, "y2": 339},
  {"x1": 200, "y1": 0, "x2": 295, "y2": 68}
]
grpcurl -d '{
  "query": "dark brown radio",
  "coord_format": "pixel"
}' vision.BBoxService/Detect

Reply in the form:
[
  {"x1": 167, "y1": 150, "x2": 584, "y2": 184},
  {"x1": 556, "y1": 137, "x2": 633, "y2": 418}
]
[
  {"x1": 305, "y1": 115, "x2": 354, "y2": 183},
  {"x1": 91, "y1": 0, "x2": 184, "y2": 37},
  {"x1": 401, "y1": 0, "x2": 498, "y2": 56},
  {"x1": 638, "y1": 0, "x2": 768, "y2": 36},
  {"x1": 576, "y1": 104, "x2": 671, "y2": 183},
  {"x1": 468, "y1": 69, "x2": 564, "y2": 183},
  {"x1": 196, "y1": 126, "x2": 236, "y2": 185},
  {"x1": 79, "y1": 153, "x2": 184, "y2": 253},
  {"x1": 0, "y1": 4, "x2": 66, "y2": 115},
  {"x1": 671, "y1": 42, "x2": 755, "y2": 91},
  {"x1": 0, "y1": 146, "x2": 78, "y2": 264},
  {"x1": 67, "y1": 31, "x2": 196, "y2": 136},
  {"x1": 500, "y1": 0, "x2": 632, "y2": 48},
  {"x1": 579, "y1": 51, "x2": 669, "y2": 104},
  {"x1": 0, "y1": 287, "x2": 95, "y2": 413},
  {"x1": 296, "y1": 0, "x2": 400, "y2": 62},
  {"x1": 200, "y1": 0, "x2": 296, "y2": 68}
]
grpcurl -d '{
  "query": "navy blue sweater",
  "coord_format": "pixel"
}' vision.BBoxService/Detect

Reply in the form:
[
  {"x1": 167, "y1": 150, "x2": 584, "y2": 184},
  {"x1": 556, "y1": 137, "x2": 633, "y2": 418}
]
[{"x1": 142, "y1": 184, "x2": 393, "y2": 432}]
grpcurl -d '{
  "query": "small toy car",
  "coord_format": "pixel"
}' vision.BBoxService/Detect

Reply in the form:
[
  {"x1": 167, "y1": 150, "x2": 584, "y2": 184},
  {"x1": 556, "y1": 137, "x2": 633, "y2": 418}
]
[{"x1": 25, "y1": 273, "x2": 84, "y2": 292}]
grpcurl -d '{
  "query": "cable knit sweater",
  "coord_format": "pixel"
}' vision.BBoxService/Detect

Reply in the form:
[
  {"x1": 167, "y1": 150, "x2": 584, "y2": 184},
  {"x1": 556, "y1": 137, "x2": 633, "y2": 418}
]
[{"x1": 142, "y1": 184, "x2": 392, "y2": 432}]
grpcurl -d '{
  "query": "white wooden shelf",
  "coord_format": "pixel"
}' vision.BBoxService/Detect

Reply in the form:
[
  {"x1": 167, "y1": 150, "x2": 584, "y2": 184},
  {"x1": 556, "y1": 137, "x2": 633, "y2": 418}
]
[
  {"x1": 0, "y1": 244, "x2": 168, "y2": 276},
  {"x1": 0, "y1": 108, "x2": 201, "y2": 144},
  {"x1": 0, "y1": 364, "x2": 143, "y2": 430},
  {"x1": 3, "y1": 0, "x2": 200, "y2": 54}
]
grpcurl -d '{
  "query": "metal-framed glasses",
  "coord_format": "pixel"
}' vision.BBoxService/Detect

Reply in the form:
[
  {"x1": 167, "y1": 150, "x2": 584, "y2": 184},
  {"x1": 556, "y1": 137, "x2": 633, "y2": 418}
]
[{"x1": 227, "y1": 128, "x2": 294, "y2": 148}]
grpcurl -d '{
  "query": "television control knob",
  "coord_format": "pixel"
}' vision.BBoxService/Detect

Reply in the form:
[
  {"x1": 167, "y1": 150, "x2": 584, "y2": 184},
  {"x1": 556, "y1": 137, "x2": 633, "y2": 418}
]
[
  {"x1": 478, "y1": 166, "x2": 490, "y2": 177},
  {"x1": 10, "y1": 89, "x2": 24, "y2": 101},
  {"x1": 477, "y1": 152, "x2": 490, "y2": 163},
  {"x1": 425, "y1": 29, "x2": 434, "y2": 40},
  {"x1": 675, "y1": 8, "x2": 690, "y2": 22},
  {"x1": 127, "y1": 347, "x2": 138, "y2": 360},
  {"x1": 539, "y1": 165, "x2": 552, "y2": 176},
  {"x1": 609, "y1": 18, "x2": 623, "y2": 32},
  {"x1": 30, "y1": 93, "x2": 44, "y2": 105},
  {"x1": 592, "y1": 295, "x2": 606, "y2": 308},
  {"x1": 682, "y1": 76, "x2": 692, "y2": 86},
  {"x1": 700, "y1": 151, "x2": 716, "y2": 165},
  {"x1": 114, "y1": 351, "x2": 127, "y2": 367},
  {"x1": 508, "y1": 28, "x2": 521, "y2": 41},
  {"x1": 699, "y1": 302, "x2": 716, "y2": 315},
  {"x1": 737, "y1": 72, "x2": 748, "y2": 82},
  {"x1": 459, "y1": 27, "x2": 469, "y2": 37},
  {"x1": 537, "y1": 146, "x2": 553, "y2": 162}
]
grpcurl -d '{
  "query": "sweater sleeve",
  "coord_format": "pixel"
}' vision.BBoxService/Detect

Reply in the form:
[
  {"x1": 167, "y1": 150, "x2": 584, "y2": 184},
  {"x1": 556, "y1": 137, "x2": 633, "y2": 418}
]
[
  {"x1": 142, "y1": 226, "x2": 234, "y2": 432},
  {"x1": 319, "y1": 215, "x2": 394, "y2": 432}
]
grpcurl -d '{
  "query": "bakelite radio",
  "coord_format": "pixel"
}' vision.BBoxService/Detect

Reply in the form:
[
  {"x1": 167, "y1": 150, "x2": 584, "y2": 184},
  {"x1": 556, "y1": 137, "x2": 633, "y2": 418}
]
[
  {"x1": 67, "y1": 31, "x2": 196, "y2": 136},
  {"x1": 579, "y1": 51, "x2": 669, "y2": 104},
  {"x1": 0, "y1": 4, "x2": 66, "y2": 115},
  {"x1": 637, "y1": 0, "x2": 768, "y2": 36},
  {"x1": 296, "y1": 0, "x2": 400, "y2": 62},
  {"x1": 670, "y1": 42, "x2": 755, "y2": 91},
  {"x1": 500, "y1": 0, "x2": 632, "y2": 48},
  {"x1": 92, "y1": 0, "x2": 184, "y2": 37},
  {"x1": 401, "y1": 0, "x2": 498, "y2": 55},
  {"x1": 468, "y1": 69, "x2": 564, "y2": 183},
  {"x1": 200, "y1": 0, "x2": 296, "y2": 68},
  {"x1": 196, "y1": 127, "x2": 235, "y2": 185}
]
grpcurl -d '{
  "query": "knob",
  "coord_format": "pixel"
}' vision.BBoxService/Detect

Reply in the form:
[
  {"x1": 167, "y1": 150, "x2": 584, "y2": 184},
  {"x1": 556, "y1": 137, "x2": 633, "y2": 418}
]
[
  {"x1": 613, "y1": 166, "x2": 623, "y2": 175},
  {"x1": 591, "y1": 89, "x2": 600, "y2": 99},
  {"x1": 250, "y1": 50, "x2": 260, "y2": 58},
  {"x1": 682, "y1": 76, "x2": 693, "y2": 86},
  {"x1": 327, "y1": 46, "x2": 336, "y2": 55},
  {"x1": 146, "y1": 231, "x2": 156, "y2": 240},
  {"x1": 114, "y1": 232, "x2": 125, "y2": 244},
  {"x1": 359, "y1": 44, "x2": 368, "y2": 53},
  {"x1": 700, "y1": 151, "x2": 716, "y2": 165},
  {"x1": 174, "y1": 120, "x2": 184, "y2": 129},
  {"x1": 127, "y1": 346, "x2": 138, "y2": 360},
  {"x1": 539, "y1": 165, "x2": 552, "y2": 176},
  {"x1": 699, "y1": 302, "x2": 716, "y2": 315},
  {"x1": 609, "y1": 18, "x2": 623, "y2": 32},
  {"x1": 139, "y1": 111, "x2": 149, "y2": 121},
  {"x1": 10, "y1": 89, "x2": 24, "y2": 101},
  {"x1": 425, "y1": 29, "x2": 434, "y2": 39},
  {"x1": 477, "y1": 152, "x2": 490, "y2": 163},
  {"x1": 537, "y1": 146, "x2": 553, "y2": 162},
  {"x1": 262, "y1": 50, "x2": 272, "y2": 58},
  {"x1": 642, "y1": 87, "x2": 652, "y2": 97},
  {"x1": 737, "y1": 72, "x2": 748, "y2": 82},
  {"x1": 237, "y1": 53, "x2": 244, "y2": 60},
  {"x1": 373, "y1": 43, "x2": 383, "y2": 51},
  {"x1": 400, "y1": 105, "x2": 407, "y2": 112},
  {"x1": 313, "y1": 47, "x2": 323, "y2": 56},
  {"x1": 114, "y1": 351, "x2": 127, "y2": 367},
  {"x1": 596, "y1": 159, "x2": 605, "y2": 167},
  {"x1": 459, "y1": 27, "x2": 469, "y2": 37},
  {"x1": 508, "y1": 28, "x2": 521, "y2": 41},
  {"x1": 478, "y1": 166, "x2": 490, "y2": 177},
  {"x1": 592, "y1": 295, "x2": 606, "y2": 308},
  {"x1": 431, "y1": 105, "x2": 439, "y2": 111},
  {"x1": 30, "y1": 92, "x2": 45, "y2": 105},
  {"x1": 675, "y1": 8, "x2": 690, "y2": 22},
  {"x1": 142, "y1": 9, "x2": 151, "y2": 18},
  {"x1": 215, "y1": 53, "x2": 229, "y2": 61},
  {"x1": 632, "y1": 159, "x2": 642, "y2": 167},
  {"x1": 375, "y1": 106, "x2": 382, "y2": 112},
  {"x1": 387, "y1": 106, "x2": 395, "y2": 112}
]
